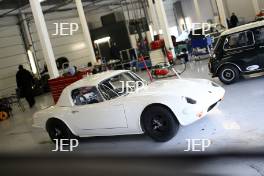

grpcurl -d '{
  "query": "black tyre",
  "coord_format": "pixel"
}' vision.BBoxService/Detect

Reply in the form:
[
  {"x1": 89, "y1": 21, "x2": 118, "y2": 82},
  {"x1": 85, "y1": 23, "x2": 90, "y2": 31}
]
[
  {"x1": 142, "y1": 105, "x2": 179, "y2": 142},
  {"x1": 218, "y1": 65, "x2": 239, "y2": 84},
  {"x1": 46, "y1": 119, "x2": 77, "y2": 143}
]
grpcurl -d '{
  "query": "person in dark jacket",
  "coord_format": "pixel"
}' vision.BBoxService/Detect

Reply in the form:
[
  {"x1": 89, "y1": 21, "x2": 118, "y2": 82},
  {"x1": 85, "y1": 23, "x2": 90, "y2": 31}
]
[
  {"x1": 230, "y1": 12, "x2": 239, "y2": 28},
  {"x1": 16, "y1": 65, "x2": 35, "y2": 108},
  {"x1": 171, "y1": 35, "x2": 177, "y2": 47}
]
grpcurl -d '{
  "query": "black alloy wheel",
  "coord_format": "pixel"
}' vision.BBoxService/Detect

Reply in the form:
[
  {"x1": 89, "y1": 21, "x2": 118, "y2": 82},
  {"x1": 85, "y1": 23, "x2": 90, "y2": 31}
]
[
  {"x1": 142, "y1": 106, "x2": 179, "y2": 142},
  {"x1": 219, "y1": 65, "x2": 239, "y2": 84},
  {"x1": 46, "y1": 119, "x2": 76, "y2": 143}
]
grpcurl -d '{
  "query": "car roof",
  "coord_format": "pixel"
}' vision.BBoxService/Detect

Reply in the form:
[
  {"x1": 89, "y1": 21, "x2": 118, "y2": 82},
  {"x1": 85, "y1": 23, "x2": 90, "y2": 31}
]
[
  {"x1": 221, "y1": 20, "x2": 264, "y2": 36},
  {"x1": 68, "y1": 70, "x2": 129, "y2": 89}
]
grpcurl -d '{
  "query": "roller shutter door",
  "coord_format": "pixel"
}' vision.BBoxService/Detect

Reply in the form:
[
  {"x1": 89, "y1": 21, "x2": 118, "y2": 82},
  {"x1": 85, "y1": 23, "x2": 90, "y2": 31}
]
[{"x1": 0, "y1": 16, "x2": 30, "y2": 96}]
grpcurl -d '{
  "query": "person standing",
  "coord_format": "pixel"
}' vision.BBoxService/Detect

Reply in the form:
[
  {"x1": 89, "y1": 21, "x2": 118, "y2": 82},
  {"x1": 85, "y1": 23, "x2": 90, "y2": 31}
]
[
  {"x1": 171, "y1": 35, "x2": 177, "y2": 47},
  {"x1": 230, "y1": 12, "x2": 239, "y2": 28},
  {"x1": 16, "y1": 65, "x2": 35, "y2": 108}
]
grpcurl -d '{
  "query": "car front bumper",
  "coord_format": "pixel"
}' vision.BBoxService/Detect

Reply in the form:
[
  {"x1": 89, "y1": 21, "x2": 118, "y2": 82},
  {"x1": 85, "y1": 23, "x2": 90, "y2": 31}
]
[{"x1": 179, "y1": 88, "x2": 225, "y2": 126}]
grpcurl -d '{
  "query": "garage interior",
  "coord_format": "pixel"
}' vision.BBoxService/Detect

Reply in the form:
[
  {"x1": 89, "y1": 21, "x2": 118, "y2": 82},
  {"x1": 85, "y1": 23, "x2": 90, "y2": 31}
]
[{"x1": 0, "y1": 0, "x2": 264, "y2": 160}]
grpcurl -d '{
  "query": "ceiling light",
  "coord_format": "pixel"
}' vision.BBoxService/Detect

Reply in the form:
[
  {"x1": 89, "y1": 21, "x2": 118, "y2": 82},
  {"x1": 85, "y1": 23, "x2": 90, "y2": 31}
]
[
  {"x1": 27, "y1": 50, "x2": 37, "y2": 74},
  {"x1": 94, "y1": 37, "x2": 111, "y2": 44}
]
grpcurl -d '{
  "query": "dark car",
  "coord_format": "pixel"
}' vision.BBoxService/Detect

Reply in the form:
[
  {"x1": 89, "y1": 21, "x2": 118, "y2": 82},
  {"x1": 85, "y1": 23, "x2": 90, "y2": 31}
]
[{"x1": 209, "y1": 21, "x2": 264, "y2": 84}]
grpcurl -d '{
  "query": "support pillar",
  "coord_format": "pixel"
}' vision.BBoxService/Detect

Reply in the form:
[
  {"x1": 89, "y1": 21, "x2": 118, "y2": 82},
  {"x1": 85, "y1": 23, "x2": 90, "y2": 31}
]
[
  {"x1": 154, "y1": 0, "x2": 175, "y2": 56},
  {"x1": 215, "y1": 0, "x2": 228, "y2": 29},
  {"x1": 75, "y1": 0, "x2": 97, "y2": 64},
  {"x1": 252, "y1": 0, "x2": 260, "y2": 14},
  {"x1": 29, "y1": 0, "x2": 59, "y2": 79},
  {"x1": 147, "y1": 0, "x2": 159, "y2": 38},
  {"x1": 194, "y1": 0, "x2": 202, "y2": 22}
]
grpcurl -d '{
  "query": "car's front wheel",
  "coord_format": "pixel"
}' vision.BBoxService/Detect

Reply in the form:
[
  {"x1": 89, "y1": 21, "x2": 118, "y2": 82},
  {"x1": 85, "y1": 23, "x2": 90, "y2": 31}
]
[
  {"x1": 46, "y1": 119, "x2": 77, "y2": 143},
  {"x1": 142, "y1": 105, "x2": 179, "y2": 142},
  {"x1": 218, "y1": 65, "x2": 239, "y2": 84}
]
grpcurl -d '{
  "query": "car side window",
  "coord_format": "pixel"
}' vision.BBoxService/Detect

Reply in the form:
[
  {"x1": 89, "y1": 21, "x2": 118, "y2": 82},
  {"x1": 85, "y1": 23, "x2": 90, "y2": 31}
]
[
  {"x1": 224, "y1": 31, "x2": 254, "y2": 50},
  {"x1": 254, "y1": 27, "x2": 264, "y2": 45},
  {"x1": 71, "y1": 86, "x2": 103, "y2": 106}
]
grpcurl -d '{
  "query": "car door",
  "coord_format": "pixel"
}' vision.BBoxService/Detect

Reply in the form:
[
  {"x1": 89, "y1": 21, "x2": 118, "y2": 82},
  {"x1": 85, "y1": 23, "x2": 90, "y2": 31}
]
[
  {"x1": 69, "y1": 86, "x2": 127, "y2": 134},
  {"x1": 223, "y1": 30, "x2": 260, "y2": 72},
  {"x1": 253, "y1": 27, "x2": 264, "y2": 70}
]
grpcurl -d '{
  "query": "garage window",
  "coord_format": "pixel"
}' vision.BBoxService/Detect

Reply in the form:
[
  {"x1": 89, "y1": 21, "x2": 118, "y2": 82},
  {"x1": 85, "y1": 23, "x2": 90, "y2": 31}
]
[
  {"x1": 71, "y1": 87, "x2": 103, "y2": 106},
  {"x1": 224, "y1": 31, "x2": 254, "y2": 50}
]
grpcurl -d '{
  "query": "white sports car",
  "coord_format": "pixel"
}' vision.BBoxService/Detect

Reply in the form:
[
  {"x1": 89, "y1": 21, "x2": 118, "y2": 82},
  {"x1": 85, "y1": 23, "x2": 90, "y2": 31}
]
[{"x1": 33, "y1": 70, "x2": 225, "y2": 142}]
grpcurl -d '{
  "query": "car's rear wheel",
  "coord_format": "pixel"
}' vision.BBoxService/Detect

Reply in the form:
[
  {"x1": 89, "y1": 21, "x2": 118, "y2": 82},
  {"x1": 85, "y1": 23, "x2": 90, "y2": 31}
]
[
  {"x1": 46, "y1": 119, "x2": 77, "y2": 143},
  {"x1": 218, "y1": 65, "x2": 239, "y2": 84},
  {"x1": 142, "y1": 105, "x2": 179, "y2": 142}
]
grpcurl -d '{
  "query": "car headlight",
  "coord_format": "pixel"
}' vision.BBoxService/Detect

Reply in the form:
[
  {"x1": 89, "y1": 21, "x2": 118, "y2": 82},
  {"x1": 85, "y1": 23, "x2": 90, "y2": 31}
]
[{"x1": 185, "y1": 97, "x2": 197, "y2": 104}]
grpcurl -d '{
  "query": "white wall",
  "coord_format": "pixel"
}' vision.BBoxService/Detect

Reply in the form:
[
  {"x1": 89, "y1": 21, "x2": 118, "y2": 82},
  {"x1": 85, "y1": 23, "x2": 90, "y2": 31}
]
[
  {"x1": 162, "y1": 0, "x2": 215, "y2": 37},
  {"x1": 258, "y1": 0, "x2": 264, "y2": 9},
  {"x1": 199, "y1": 0, "x2": 215, "y2": 22},
  {"x1": 181, "y1": 0, "x2": 199, "y2": 26},
  {"x1": 163, "y1": 0, "x2": 177, "y2": 28},
  {"x1": 181, "y1": 0, "x2": 215, "y2": 24},
  {"x1": 29, "y1": 10, "x2": 95, "y2": 71},
  {"x1": 0, "y1": 16, "x2": 31, "y2": 96},
  {"x1": 224, "y1": 0, "x2": 256, "y2": 24},
  {"x1": 162, "y1": 0, "x2": 259, "y2": 36}
]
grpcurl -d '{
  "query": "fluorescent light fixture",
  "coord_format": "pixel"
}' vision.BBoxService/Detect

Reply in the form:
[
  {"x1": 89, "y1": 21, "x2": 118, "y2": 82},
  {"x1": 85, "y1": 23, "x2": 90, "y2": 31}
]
[
  {"x1": 27, "y1": 50, "x2": 37, "y2": 74},
  {"x1": 39, "y1": 0, "x2": 46, "y2": 2},
  {"x1": 94, "y1": 37, "x2": 111, "y2": 44}
]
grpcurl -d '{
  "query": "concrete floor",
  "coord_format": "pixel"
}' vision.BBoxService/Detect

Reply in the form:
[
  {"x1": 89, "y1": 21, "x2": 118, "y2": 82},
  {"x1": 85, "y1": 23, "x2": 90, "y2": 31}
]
[{"x1": 1, "y1": 59, "x2": 264, "y2": 155}]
